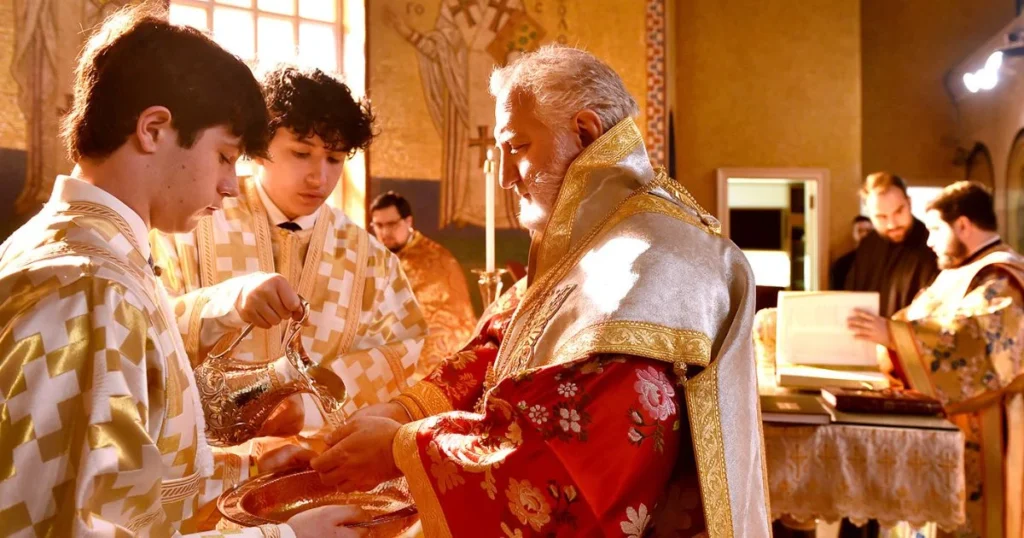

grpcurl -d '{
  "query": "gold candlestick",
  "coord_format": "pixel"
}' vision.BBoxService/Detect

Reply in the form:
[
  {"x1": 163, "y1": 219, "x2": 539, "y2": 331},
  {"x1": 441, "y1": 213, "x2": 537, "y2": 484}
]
[{"x1": 473, "y1": 268, "x2": 509, "y2": 308}]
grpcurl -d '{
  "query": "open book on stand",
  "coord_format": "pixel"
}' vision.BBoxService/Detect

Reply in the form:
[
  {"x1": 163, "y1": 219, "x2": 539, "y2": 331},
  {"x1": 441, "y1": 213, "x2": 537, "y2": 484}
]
[{"x1": 774, "y1": 291, "x2": 889, "y2": 390}]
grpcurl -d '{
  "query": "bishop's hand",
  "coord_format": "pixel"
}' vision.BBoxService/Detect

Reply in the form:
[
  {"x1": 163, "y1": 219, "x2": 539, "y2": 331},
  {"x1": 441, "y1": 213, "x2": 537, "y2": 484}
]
[{"x1": 310, "y1": 416, "x2": 403, "y2": 493}]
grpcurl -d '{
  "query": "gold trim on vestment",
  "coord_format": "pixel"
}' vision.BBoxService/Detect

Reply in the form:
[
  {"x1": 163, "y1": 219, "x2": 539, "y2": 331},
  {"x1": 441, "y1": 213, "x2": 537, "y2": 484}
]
[
  {"x1": 258, "y1": 524, "x2": 283, "y2": 538},
  {"x1": 160, "y1": 471, "x2": 204, "y2": 504},
  {"x1": 534, "y1": 118, "x2": 645, "y2": 280},
  {"x1": 889, "y1": 320, "x2": 937, "y2": 399},
  {"x1": 395, "y1": 381, "x2": 453, "y2": 421},
  {"x1": 382, "y1": 345, "x2": 409, "y2": 392},
  {"x1": 755, "y1": 390, "x2": 773, "y2": 529},
  {"x1": 220, "y1": 453, "x2": 243, "y2": 493},
  {"x1": 551, "y1": 321, "x2": 712, "y2": 369},
  {"x1": 65, "y1": 202, "x2": 148, "y2": 260},
  {"x1": 981, "y1": 406, "x2": 1005, "y2": 537},
  {"x1": 186, "y1": 292, "x2": 210, "y2": 363},
  {"x1": 393, "y1": 421, "x2": 452, "y2": 538},
  {"x1": 196, "y1": 218, "x2": 216, "y2": 288},
  {"x1": 244, "y1": 179, "x2": 285, "y2": 361},
  {"x1": 495, "y1": 192, "x2": 711, "y2": 381},
  {"x1": 495, "y1": 284, "x2": 576, "y2": 384},
  {"x1": 126, "y1": 509, "x2": 162, "y2": 533},
  {"x1": 297, "y1": 208, "x2": 332, "y2": 302},
  {"x1": 686, "y1": 361, "x2": 734, "y2": 538}
]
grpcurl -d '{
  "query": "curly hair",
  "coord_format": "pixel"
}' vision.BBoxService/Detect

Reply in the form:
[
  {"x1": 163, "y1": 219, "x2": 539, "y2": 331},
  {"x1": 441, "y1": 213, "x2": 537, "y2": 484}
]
[{"x1": 261, "y1": 66, "x2": 375, "y2": 157}]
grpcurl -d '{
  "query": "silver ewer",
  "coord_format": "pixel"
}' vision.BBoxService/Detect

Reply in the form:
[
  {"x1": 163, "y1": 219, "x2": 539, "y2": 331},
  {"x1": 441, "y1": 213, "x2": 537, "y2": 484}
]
[{"x1": 194, "y1": 299, "x2": 348, "y2": 446}]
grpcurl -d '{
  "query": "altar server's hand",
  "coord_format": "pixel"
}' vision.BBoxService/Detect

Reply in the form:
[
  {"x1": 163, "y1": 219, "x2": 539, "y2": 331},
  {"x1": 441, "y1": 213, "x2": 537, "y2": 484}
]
[
  {"x1": 258, "y1": 394, "x2": 306, "y2": 437},
  {"x1": 847, "y1": 309, "x2": 893, "y2": 348},
  {"x1": 288, "y1": 505, "x2": 370, "y2": 537},
  {"x1": 236, "y1": 272, "x2": 304, "y2": 328},
  {"x1": 311, "y1": 416, "x2": 402, "y2": 492},
  {"x1": 349, "y1": 402, "x2": 412, "y2": 425}
]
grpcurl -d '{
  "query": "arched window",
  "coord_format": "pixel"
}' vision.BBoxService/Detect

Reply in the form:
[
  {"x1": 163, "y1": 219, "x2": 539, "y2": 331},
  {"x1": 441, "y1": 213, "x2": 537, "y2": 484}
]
[
  {"x1": 965, "y1": 143, "x2": 995, "y2": 189},
  {"x1": 1005, "y1": 132, "x2": 1024, "y2": 251}
]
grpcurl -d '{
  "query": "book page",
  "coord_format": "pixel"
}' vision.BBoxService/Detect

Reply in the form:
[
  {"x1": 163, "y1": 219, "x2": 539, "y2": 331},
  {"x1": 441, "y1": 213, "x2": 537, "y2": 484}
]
[{"x1": 776, "y1": 291, "x2": 881, "y2": 367}]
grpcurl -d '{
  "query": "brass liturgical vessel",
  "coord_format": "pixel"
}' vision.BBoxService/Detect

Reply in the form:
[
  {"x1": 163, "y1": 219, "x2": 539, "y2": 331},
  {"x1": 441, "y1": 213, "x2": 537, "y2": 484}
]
[{"x1": 194, "y1": 299, "x2": 348, "y2": 446}]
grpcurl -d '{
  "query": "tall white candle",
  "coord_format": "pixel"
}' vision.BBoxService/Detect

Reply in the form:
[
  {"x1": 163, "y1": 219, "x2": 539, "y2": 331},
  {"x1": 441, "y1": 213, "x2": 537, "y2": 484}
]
[{"x1": 485, "y1": 148, "x2": 496, "y2": 272}]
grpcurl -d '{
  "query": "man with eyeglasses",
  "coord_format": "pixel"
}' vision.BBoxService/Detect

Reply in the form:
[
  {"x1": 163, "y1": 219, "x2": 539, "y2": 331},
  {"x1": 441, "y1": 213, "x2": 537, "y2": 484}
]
[{"x1": 370, "y1": 191, "x2": 475, "y2": 375}]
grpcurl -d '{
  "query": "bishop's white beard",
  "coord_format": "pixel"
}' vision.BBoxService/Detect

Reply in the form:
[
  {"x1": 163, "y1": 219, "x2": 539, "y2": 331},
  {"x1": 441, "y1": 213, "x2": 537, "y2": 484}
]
[
  {"x1": 517, "y1": 137, "x2": 576, "y2": 232},
  {"x1": 518, "y1": 190, "x2": 553, "y2": 231}
]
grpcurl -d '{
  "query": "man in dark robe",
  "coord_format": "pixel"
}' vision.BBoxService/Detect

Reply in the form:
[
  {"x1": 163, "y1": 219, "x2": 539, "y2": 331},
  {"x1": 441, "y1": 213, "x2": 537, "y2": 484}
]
[
  {"x1": 839, "y1": 172, "x2": 939, "y2": 538},
  {"x1": 844, "y1": 172, "x2": 939, "y2": 317}
]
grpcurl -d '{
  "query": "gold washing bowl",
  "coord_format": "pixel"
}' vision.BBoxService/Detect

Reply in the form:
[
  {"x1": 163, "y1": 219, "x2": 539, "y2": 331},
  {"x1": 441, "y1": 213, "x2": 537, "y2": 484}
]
[{"x1": 218, "y1": 470, "x2": 417, "y2": 532}]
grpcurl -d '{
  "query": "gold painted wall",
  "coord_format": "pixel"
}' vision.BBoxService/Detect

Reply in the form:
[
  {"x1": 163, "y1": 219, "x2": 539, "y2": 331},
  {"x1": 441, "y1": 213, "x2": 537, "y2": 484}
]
[
  {"x1": 0, "y1": 0, "x2": 25, "y2": 150},
  {"x1": 861, "y1": 0, "x2": 1012, "y2": 185},
  {"x1": 369, "y1": 0, "x2": 647, "y2": 181},
  {"x1": 673, "y1": 0, "x2": 863, "y2": 261}
]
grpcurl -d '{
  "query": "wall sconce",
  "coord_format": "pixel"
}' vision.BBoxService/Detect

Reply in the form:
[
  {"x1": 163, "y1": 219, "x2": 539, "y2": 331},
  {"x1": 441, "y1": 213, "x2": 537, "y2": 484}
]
[{"x1": 962, "y1": 29, "x2": 1024, "y2": 94}]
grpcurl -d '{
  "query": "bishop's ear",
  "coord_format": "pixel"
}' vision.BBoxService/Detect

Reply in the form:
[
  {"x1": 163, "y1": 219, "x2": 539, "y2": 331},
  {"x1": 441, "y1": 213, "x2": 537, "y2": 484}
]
[{"x1": 573, "y1": 109, "x2": 604, "y2": 148}]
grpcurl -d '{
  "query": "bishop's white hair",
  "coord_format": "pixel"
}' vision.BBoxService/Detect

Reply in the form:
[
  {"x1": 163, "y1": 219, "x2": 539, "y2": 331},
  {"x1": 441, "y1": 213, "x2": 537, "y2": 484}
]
[{"x1": 489, "y1": 45, "x2": 639, "y2": 132}]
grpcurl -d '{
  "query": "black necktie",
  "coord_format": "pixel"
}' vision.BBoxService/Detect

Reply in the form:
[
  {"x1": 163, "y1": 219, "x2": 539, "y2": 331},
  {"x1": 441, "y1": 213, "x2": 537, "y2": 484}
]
[{"x1": 278, "y1": 222, "x2": 301, "y2": 232}]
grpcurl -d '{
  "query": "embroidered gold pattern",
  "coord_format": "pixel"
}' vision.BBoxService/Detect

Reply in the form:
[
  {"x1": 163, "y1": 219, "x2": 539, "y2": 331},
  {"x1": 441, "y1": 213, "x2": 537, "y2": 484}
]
[
  {"x1": 536, "y1": 118, "x2": 645, "y2": 278},
  {"x1": 160, "y1": 472, "x2": 204, "y2": 504},
  {"x1": 244, "y1": 180, "x2": 285, "y2": 361},
  {"x1": 186, "y1": 292, "x2": 210, "y2": 362},
  {"x1": 551, "y1": 321, "x2": 712, "y2": 369},
  {"x1": 65, "y1": 202, "x2": 147, "y2": 255},
  {"x1": 497, "y1": 192, "x2": 697, "y2": 373},
  {"x1": 196, "y1": 217, "x2": 216, "y2": 288},
  {"x1": 126, "y1": 509, "x2": 162, "y2": 533},
  {"x1": 382, "y1": 344, "x2": 409, "y2": 391},
  {"x1": 495, "y1": 284, "x2": 576, "y2": 385},
  {"x1": 220, "y1": 453, "x2": 242, "y2": 492},
  {"x1": 398, "y1": 381, "x2": 454, "y2": 421},
  {"x1": 687, "y1": 362, "x2": 734, "y2": 538},
  {"x1": 394, "y1": 422, "x2": 454, "y2": 538}
]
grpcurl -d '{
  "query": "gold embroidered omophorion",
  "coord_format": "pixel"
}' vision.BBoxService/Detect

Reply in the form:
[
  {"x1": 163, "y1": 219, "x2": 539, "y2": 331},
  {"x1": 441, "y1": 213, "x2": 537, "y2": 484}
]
[{"x1": 390, "y1": 118, "x2": 771, "y2": 537}]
